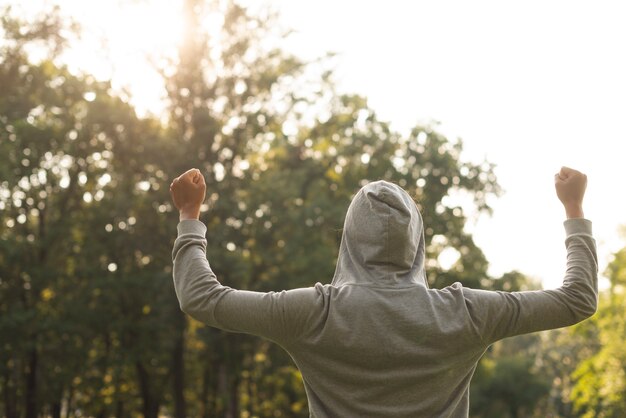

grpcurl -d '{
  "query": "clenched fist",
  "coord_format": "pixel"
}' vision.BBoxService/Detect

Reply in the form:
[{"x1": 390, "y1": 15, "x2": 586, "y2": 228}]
[
  {"x1": 170, "y1": 168, "x2": 206, "y2": 220},
  {"x1": 554, "y1": 166, "x2": 586, "y2": 219}
]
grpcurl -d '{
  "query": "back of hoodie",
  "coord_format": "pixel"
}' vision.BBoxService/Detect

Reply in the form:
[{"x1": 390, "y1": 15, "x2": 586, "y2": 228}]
[{"x1": 173, "y1": 181, "x2": 597, "y2": 417}]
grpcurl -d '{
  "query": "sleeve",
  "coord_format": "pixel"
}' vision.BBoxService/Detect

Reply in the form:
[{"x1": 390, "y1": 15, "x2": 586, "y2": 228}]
[
  {"x1": 462, "y1": 218, "x2": 598, "y2": 345},
  {"x1": 171, "y1": 219, "x2": 327, "y2": 345}
]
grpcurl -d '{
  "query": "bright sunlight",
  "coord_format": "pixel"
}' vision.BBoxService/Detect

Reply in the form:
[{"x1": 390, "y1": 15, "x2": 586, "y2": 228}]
[{"x1": 56, "y1": 0, "x2": 185, "y2": 115}]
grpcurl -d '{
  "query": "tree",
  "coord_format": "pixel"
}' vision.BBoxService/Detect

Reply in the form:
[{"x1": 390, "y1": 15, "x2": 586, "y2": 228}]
[
  {"x1": 0, "y1": 6, "x2": 180, "y2": 417},
  {"x1": 0, "y1": 7, "x2": 108, "y2": 417},
  {"x1": 569, "y1": 244, "x2": 626, "y2": 418}
]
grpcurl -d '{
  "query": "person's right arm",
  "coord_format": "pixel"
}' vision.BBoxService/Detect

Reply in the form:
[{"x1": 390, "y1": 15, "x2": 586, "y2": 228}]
[
  {"x1": 462, "y1": 167, "x2": 598, "y2": 345},
  {"x1": 171, "y1": 218, "x2": 327, "y2": 344},
  {"x1": 169, "y1": 168, "x2": 326, "y2": 345}
]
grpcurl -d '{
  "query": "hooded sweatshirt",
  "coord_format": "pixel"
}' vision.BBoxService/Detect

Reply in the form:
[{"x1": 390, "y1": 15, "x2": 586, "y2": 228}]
[{"x1": 172, "y1": 180, "x2": 598, "y2": 417}]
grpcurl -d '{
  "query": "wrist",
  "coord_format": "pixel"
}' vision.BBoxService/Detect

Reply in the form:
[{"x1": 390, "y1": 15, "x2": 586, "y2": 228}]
[
  {"x1": 564, "y1": 204, "x2": 584, "y2": 219},
  {"x1": 179, "y1": 207, "x2": 200, "y2": 221}
]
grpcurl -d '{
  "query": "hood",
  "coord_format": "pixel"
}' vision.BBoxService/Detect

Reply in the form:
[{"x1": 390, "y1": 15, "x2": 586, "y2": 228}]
[{"x1": 331, "y1": 180, "x2": 429, "y2": 288}]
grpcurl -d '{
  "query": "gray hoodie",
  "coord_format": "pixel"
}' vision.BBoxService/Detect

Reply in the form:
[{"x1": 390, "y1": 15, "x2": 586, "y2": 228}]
[{"x1": 172, "y1": 180, "x2": 598, "y2": 417}]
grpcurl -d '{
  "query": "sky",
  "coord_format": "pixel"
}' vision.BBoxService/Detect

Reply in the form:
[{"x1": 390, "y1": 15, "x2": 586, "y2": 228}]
[
  {"x1": 267, "y1": 0, "x2": 626, "y2": 289},
  {"x1": 9, "y1": 0, "x2": 626, "y2": 289}
]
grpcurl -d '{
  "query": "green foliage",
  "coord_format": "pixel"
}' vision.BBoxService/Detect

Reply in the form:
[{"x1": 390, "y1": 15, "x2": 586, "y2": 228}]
[
  {"x1": 471, "y1": 355, "x2": 551, "y2": 418},
  {"x1": 569, "y1": 249, "x2": 626, "y2": 418},
  {"x1": 605, "y1": 247, "x2": 626, "y2": 289},
  {"x1": 469, "y1": 272, "x2": 553, "y2": 418}
]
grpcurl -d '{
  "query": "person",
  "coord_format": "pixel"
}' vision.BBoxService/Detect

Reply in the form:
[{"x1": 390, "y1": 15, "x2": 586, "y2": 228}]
[{"x1": 170, "y1": 166, "x2": 597, "y2": 417}]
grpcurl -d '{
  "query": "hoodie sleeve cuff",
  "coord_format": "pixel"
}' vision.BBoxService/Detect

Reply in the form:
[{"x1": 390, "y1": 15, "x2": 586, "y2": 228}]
[
  {"x1": 564, "y1": 218, "x2": 592, "y2": 237},
  {"x1": 177, "y1": 219, "x2": 207, "y2": 237}
]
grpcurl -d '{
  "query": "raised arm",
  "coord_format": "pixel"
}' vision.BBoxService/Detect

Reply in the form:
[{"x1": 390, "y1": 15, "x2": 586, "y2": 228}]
[
  {"x1": 463, "y1": 167, "x2": 598, "y2": 344},
  {"x1": 169, "y1": 169, "x2": 324, "y2": 344}
]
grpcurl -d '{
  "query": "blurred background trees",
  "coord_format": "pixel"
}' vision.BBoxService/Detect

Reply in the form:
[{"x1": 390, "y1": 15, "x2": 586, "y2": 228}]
[{"x1": 0, "y1": 1, "x2": 621, "y2": 417}]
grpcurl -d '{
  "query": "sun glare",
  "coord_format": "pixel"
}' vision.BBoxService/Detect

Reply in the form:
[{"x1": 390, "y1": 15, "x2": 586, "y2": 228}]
[
  {"x1": 57, "y1": 0, "x2": 186, "y2": 116},
  {"x1": 109, "y1": 1, "x2": 185, "y2": 56}
]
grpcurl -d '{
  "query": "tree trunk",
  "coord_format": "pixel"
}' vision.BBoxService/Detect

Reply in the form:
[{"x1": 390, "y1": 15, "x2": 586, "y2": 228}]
[
  {"x1": 218, "y1": 364, "x2": 231, "y2": 418},
  {"x1": 24, "y1": 348, "x2": 38, "y2": 418},
  {"x1": 218, "y1": 362, "x2": 241, "y2": 418},
  {"x1": 228, "y1": 374, "x2": 240, "y2": 418},
  {"x1": 51, "y1": 400, "x2": 61, "y2": 418},
  {"x1": 143, "y1": 402, "x2": 160, "y2": 418},
  {"x1": 48, "y1": 382, "x2": 64, "y2": 418},
  {"x1": 114, "y1": 371, "x2": 125, "y2": 418},
  {"x1": 63, "y1": 385, "x2": 74, "y2": 418},
  {"x1": 24, "y1": 200, "x2": 46, "y2": 418},
  {"x1": 200, "y1": 358, "x2": 215, "y2": 418},
  {"x1": 136, "y1": 361, "x2": 160, "y2": 418},
  {"x1": 172, "y1": 313, "x2": 187, "y2": 418},
  {"x1": 2, "y1": 375, "x2": 18, "y2": 418},
  {"x1": 115, "y1": 399, "x2": 124, "y2": 418}
]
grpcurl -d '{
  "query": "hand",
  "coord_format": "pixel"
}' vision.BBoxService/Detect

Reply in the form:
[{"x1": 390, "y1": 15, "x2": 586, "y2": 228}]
[
  {"x1": 554, "y1": 166, "x2": 586, "y2": 219},
  {"x1": 170, "y1": 168, "x2": 206, "y2": 221}
]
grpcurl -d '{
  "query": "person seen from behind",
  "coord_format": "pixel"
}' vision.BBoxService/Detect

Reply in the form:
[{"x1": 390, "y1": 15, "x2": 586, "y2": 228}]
[{"x1": 169, "y1": 166, "x2": 596, "y2": 417}]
